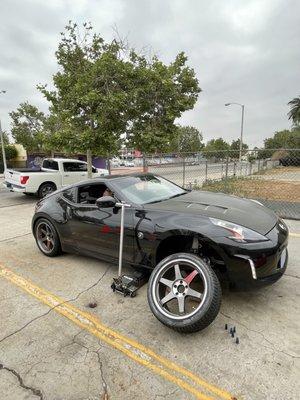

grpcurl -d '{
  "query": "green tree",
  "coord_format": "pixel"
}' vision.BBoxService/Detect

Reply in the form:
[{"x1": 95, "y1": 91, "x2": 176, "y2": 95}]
[
  {"x1": 264, "y1": 128, "x2": 300, "y2": 149},
  {"x1": 230, "y1": 138, "x2": 248, "y2": 159},
  {"x1": 0, "y1": 131, "x2": 9, "y2": 145},
  {"x1": 203, "y1": 138, "x2": 230, "y2": 159},
  {"x1": 38, "y1": 22, "x2": 201, "y2": 175},
  {"x1": 288, "y1": 96, "x2": 300, "y2": 126},
  {"x1": 0, "y1": 145, "x2": 17, "y2": 162},
  {"x1": 0, "y1": 132, "x2": 18, "y2": 171},
  {"x1": 169, "y1": 125, "x2": 204, "y2": 153},
  {"x1": 127, "y1": 53, "x2": 201, "y2": 153},
  {"x1": 256, "y1": 128, "x2": 300, "y2": 159},
  {"x1": 10, "y1": 102, "x2": 49, "y2": 152}
]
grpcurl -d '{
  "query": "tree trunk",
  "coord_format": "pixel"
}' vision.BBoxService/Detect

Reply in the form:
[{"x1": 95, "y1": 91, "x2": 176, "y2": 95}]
[{"x1": 87, "y1": 149, "x2": 92, "y2": 179}]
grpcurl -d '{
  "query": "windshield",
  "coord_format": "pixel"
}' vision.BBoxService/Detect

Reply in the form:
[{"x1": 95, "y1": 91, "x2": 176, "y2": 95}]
[{"x1": 116, "y1": 175, "x2": 187, "y2": 205}]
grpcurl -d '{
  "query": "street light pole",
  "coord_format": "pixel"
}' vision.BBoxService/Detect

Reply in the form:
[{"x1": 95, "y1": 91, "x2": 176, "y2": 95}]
[
  {"x1": 225, "y1": 102, "x2": 245, "y2": 163},
  {"x1": 239, "y1": 104, "x2": 245, "y2": 163},
  {"x1": 0, "y1": 90, "x2": 7, "y2": 171}
]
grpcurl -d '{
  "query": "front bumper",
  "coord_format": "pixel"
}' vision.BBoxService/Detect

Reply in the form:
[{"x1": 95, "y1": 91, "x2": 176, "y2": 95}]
[
  {"x1": 212, "y1": 220, "x2": 289, "y2": 290},
  {"x1": 3, "y1": 181, "x2": 26, "y2": 193}
]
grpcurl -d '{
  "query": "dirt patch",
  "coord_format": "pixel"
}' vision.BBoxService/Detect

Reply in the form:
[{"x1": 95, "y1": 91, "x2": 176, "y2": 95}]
[
  {"x1": 254, "y1": 166, "x2": 300, "y2": 176},
  {"x1": 203, "y1": 177, "x2": 300, "y2": 202}
]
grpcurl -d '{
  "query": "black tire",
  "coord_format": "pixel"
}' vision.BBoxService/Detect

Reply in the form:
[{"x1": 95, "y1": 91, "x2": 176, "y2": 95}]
[
  {"x1": 38, "y1": 182, "x2": 56, "y2": 199},
  {"x1": 23, "y1": 193, "x2": 34, "y2": 196},
  {"x1": 147, "y1": 253, "x2": 221, "y2": 333},
  {"x1": 34, "y1": 218, "x2": 62, "y2": 257}
]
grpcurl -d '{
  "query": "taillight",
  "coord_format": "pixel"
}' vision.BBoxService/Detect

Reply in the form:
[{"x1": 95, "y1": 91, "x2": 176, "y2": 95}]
[{"x1": 20, "y1": 176, "x2": 29, "y2": 185}]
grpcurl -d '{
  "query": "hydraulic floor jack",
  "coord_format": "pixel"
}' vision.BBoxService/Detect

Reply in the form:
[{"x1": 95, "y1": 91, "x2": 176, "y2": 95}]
[{"x1": 111, "y1": 202, "x2": 148, "y2": 297}]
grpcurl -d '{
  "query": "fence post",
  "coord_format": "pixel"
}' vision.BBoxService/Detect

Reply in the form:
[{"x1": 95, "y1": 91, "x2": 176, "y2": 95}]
[
  {"x1": 182, "y1": 156, "x2": 186, "y2": 187},
  {"x1": 142, "y1": 156, "x2": 148, "y2": 173},
  {"x1": 205, "y1": 160, "x2": 208, "y2": 182},
  {"x1": 225, "y1": 155, "x2": 229, "y2": 180},
  {"x1": 107, "y1": 158, "x2": 111, "y2": 174}
]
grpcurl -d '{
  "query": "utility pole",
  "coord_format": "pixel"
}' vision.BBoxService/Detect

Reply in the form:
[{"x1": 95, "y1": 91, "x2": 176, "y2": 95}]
[{"x1": 0, "y1": 90, "x2": 7, "y2": 171}]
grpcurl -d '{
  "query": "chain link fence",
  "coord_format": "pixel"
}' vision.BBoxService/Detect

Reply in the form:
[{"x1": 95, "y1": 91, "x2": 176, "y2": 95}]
[{"x1": 110, "y1": 148, "x2": 300, "y2": 219}]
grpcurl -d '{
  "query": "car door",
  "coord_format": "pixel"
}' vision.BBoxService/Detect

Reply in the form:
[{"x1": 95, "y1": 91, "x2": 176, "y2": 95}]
[
  {"x1": 62, "y1": 161, "x2": 88, "y2": 186},
  {"x1": 64, "y1": 183, "x2": 135, "y2": 263}
]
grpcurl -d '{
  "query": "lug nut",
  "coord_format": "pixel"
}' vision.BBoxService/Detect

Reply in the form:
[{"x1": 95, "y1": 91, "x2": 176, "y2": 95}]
[
  {"x1": 174, "y1": 285, "x2": 177, "y2": 288},
  {"x1": 176, "y1": 292, "x2": 178, "y2": 295}
]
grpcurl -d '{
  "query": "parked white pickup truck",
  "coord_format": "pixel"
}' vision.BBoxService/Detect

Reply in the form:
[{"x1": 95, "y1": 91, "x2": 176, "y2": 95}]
[{"x1": 3, "y1": 158, "x2": 109, "y2": 198}]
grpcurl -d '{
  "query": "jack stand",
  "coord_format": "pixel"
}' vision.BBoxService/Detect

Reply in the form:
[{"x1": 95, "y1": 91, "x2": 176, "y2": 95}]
[
  {"x1": 111, "y1": 269, "x2": 149, "y2": 297},
  {"x1": 111, "y1": 202, "x2": 148, "y2": 297}
]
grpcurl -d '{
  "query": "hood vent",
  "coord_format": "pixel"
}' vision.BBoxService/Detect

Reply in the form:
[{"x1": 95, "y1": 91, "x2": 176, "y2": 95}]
[{"x1": 184, "y1": 202, "x2": 228, "y2": 214}]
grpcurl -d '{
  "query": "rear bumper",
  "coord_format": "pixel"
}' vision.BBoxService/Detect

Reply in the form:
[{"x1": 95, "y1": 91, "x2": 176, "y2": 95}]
[{"x1": 3, "y1": 181, "x2": 26, "y2": 193}]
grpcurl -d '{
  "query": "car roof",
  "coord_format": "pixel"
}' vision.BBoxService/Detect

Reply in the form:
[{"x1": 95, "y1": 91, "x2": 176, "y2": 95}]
[
  {"x1": 73, "y1": 172, "x2": 153, "y2": 187},
  {"x1": 44, "y1": 158, "x2": 87, "y2": 163}
]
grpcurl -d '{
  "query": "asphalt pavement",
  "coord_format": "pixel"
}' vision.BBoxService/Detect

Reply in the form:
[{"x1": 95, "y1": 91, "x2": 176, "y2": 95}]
[{"x1": 0, "y1": 189, "x2": 299, "y2": 400}]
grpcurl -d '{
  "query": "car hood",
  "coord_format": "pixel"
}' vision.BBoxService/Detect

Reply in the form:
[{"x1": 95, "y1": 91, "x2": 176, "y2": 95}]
[{"x1": 145, "y1": 191, "x2": 277, "y2": 235}]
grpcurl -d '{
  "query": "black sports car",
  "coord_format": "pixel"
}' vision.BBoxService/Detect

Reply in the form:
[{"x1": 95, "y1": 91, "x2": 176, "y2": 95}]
[{"x1": 32, "y1": 173, "x2": 289, "y2": 332}]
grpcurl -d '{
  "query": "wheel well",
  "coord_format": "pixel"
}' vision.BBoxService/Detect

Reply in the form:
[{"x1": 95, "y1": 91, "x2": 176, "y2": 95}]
[
  {"x1": 155, "y1": 235, "x2": 227, "y2": 274},
  {"x1": 38, "y1": 181, "x2": 57, "y2": 191},
  {"x1": 156, "y1": 235, "x2": 193, "y2": 264}
]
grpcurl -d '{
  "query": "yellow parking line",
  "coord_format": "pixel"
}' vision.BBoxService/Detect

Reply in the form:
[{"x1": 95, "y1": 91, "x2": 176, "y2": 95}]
[
  {"x1": 290, "y1": 232, "x2": 300, "y2": 238},
  {"x1": 0, "y1": 264, "x2": 237, "y2": 400}
]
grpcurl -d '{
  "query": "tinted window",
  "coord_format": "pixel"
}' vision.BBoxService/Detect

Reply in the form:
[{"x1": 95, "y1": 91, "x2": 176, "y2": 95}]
[
  {"x1": 63, "y1": 162, "x2": 87, "y2": 172},
  {"x1": 43, "y1": 160, "x2": 59, "y2": 170},
  {"x1": 62, "y1": 188, "x2": 76, "y2": 203}
]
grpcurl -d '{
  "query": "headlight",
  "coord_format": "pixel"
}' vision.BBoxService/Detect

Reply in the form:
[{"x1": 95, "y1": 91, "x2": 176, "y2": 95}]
[{"x1": 210, "y1": 218, "x2": 268, "y2": 243}]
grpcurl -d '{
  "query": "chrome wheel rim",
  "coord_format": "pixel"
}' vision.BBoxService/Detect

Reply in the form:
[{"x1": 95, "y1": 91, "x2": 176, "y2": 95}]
[
  {"x1": 36, "y1": 221, "x2": 55, "y2": 253},
  {"x1": 41, "y1": 185, "x2": 54, "y2": 198},
  {"x1": 152, "y1": 258, "x2": 208, "y2": 320}
]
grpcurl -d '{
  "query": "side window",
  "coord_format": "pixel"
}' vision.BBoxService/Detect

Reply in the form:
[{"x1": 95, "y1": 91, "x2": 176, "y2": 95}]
[
  {"x1": 43, "y1": 160, "x2": 59, "y2": 170},
  {"x1": 62, "y1": 187, "x2": 76, "y2": 203},
  {"x1": 63, "y1": 162, "x2": 87, "y2": 172},
  {"x1": 77, "y1": 184, "x2": 113, "y2": 204}
]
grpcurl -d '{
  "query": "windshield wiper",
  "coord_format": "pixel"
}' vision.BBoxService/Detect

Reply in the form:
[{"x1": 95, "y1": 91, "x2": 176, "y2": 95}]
[
  {"x1": 168, "y1": 191, "x2": 188, "y2": 199},
  {"x1": 144, "y1": 191, "x2": 187, "y2": 204}
]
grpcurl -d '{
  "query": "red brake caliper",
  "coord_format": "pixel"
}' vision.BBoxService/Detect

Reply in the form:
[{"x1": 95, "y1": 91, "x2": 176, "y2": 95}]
[{"x1": 184, "y1": 269, "x2": 198, "y2": 284}]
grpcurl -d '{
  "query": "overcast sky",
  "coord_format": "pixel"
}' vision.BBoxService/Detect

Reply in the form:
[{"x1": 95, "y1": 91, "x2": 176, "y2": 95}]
[{"x1": 0, "y1": 0, "x2": 299, "y2": 147}]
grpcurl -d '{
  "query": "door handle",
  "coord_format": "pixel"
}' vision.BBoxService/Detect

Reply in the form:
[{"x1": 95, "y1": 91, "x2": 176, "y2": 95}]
[{"x1": 64, "y1": 174, "x2": 69, "y2": 177}]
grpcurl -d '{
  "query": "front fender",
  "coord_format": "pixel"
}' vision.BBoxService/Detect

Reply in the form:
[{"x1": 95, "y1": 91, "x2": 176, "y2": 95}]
[{"x1": 134, "y1": 210, "x2": 222, "y2": 268}]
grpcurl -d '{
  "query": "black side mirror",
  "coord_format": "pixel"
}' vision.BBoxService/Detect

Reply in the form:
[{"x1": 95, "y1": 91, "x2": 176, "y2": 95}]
[{"x1": 96, "y1": 196, "x2": 116, "y2": 209}]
